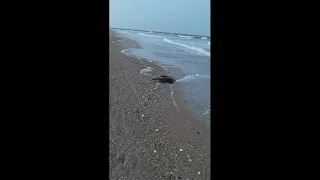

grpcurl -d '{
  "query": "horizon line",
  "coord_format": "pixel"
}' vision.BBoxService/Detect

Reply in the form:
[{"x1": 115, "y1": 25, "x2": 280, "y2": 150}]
[{"x1": 110, "y1": 27, "x2": 210, "y2": 37}]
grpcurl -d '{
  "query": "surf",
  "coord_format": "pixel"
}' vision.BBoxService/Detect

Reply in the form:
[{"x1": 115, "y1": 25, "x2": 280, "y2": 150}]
[
  {"x1": 178, "y1": 35, "x2": 193, "y2": 39},
  {"x1": 163, "y1": 38, "x2": 210, "y2": 56},
  {"x1": 138, "y1": 33, "x2": 162, "y2": 39},
  {"x1": 175, "y1": 74, "x2": 210, "y2": 83}
]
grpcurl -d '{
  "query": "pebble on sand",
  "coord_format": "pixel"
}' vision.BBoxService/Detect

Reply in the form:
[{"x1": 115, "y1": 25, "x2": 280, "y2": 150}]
[
  {"x1": 156, "y1": 129, "x2": 159, "y2": 132},
  {"x1": 180, "y1": 149, "x2": 183, "y2": 152},
  {"x1": 154, "y1": 150, "x2": 157, "y2": 153},
  {"x1": 198, "y1": 171, "x2": 201, "y2": 175}
]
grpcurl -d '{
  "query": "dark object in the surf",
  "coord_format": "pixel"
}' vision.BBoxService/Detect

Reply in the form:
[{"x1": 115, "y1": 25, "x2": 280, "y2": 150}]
[{"x1": 152, "y1": 75, "x2": 175, "y2": 84}]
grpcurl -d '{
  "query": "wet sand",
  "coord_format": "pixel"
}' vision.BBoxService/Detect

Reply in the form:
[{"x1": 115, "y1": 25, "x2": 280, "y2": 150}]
[{"x1": 109, "y1": 31, "x2": 210, "y2": 180}]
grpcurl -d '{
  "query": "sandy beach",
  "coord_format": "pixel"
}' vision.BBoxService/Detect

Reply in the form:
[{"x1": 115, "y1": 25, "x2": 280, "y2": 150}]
[{"x1": 109, "y1": 31, "x2": 210, "y2": 179}]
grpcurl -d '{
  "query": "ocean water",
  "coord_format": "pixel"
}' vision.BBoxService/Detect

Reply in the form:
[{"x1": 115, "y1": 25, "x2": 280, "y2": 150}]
[{"x1": 113, "y1": 29, "x2": 210, "y2": 120}]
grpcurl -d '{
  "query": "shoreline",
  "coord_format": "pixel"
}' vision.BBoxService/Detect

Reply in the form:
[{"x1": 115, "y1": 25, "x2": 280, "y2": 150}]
[
  {"x1": 109, "y1": 30, "x2": 210, "y2": 179},
  {"x1": 113, "y1": 29, "x2": 211, "y2": 122}
]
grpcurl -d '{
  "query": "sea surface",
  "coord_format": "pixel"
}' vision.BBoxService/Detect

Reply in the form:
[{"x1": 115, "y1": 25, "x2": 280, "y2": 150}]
[{"x1": 112, "y1": 28, "x2": 211, "y2": 120}]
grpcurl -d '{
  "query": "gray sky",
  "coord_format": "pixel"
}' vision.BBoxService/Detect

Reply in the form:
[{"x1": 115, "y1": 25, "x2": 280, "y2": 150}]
[{"x1": 110, "y1": 0, "x2": 210, "y2": 36}]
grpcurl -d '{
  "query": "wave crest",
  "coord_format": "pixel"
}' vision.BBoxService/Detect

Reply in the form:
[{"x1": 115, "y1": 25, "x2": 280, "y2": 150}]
[
  {"x1": 178, "y1": 35, "x2": 193, "y2": 39},
  {"x1": 138, "y1": 33, "x2": 162, "y2": 38},
  {"x1": 164, "y1": 38, "x2": 210, "y2": 56}
]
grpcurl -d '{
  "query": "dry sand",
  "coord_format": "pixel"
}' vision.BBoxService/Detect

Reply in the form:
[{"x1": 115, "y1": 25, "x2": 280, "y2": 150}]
[{"x1": 109, "y1": 31, "x2": 210, "y2": 180}]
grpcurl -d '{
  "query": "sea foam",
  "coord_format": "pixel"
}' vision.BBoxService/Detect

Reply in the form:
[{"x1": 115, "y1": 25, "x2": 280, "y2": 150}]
[
  {"x1": 121, "y1": 49, "x2": 129, "y2": 55},
  {"x1": 163, "y1": 38, "x2": 210, "y2": 56},
  {"x1": 178, "y1": 35, "x2": 193, "y2": 39},
  {"x1": 138, "y1": 33, "x2": 162, "y2": 39},
  {"x1": 203, "y1": 109, "x2": 210, "y2": 115},
  {"x1": 175, "y1": 74, "x2": 210, "y2": 83},
  {"x1": 140, "y1": 67, "x2": 153, "y2": 76}
]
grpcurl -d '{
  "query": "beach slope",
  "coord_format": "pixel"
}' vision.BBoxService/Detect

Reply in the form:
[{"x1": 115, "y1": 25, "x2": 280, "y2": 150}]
[{"x1": 109, "y1": 31, "x2": 210, "y2": 180}]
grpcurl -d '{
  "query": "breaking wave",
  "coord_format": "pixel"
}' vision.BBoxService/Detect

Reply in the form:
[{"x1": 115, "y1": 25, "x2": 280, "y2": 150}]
[
  {"x1": 138, "y1": 33, "x2": 162, "y2": 38},
  {"x1": 163, "y1": 38, "x2": 210, "y2": 56},
  {"x1": 178, "y1": 35, "x2": 193, "y2": 39}
]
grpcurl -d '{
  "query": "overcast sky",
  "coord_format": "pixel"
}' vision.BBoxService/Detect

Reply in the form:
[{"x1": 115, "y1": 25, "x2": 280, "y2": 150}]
[{"x1": 110, "y1": 0, "x2": 210, "y2": 36}]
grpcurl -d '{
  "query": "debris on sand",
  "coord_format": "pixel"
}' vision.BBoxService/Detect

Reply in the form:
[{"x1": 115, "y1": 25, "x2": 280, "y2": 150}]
[{"x1": 152, "y1": 75, "x2": 176, "y2": 84}]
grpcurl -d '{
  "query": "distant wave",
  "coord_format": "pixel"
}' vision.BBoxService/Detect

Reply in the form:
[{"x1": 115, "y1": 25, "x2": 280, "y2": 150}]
[
  {"x1": 178, "y1": 35, "x2": 193, "y2": 39},
  {"x1": 138, "y1": 33, "x2": 162, "y2": 38},
  {"x1": 163, "y1": 38, "x2": 210, "y2": 56},
  {"x1": 175, "y1": 74, "x2": 210, "y2": 83},
  {"x1": 208, "y1": 42, "x2": 210, "y2": 45},
  {"x1": 201, "y1": 37, "x2": 208, "y2": 39}
]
